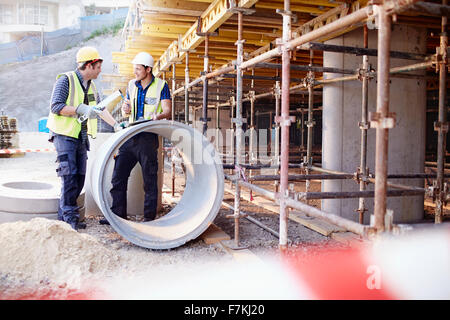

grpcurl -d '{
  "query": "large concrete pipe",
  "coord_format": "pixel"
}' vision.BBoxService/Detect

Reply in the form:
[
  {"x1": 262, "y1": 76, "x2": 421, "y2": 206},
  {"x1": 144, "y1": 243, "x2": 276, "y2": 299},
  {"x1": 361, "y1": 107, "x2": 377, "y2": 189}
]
[{"x1": 90, "y1": 120, "x2": 224, "y2": 249}]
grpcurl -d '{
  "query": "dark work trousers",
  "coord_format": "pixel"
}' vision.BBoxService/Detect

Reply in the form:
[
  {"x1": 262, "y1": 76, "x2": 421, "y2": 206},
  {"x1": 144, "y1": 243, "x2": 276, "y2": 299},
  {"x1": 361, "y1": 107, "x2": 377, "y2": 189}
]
[
  {"x1": 53, "y1": 134, "x2": 87, "y2": 225},
  {"x1": 110, "y1": 132, "x2": 159, "y2": 220}
]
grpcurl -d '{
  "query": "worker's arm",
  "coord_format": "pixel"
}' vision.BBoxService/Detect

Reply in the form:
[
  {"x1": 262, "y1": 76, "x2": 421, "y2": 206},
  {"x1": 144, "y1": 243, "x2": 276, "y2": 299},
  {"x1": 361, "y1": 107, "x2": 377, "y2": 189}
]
[
  {"x1": 154, "y1": 82, "x2": 172, "y2": 120},
  {"x1": 50, "y1": 75, "x2": 78, "y2": 116},
  {"x1": 155, "y1": 99, "x2": 171, "y2": 120},
  {"x1": 58, "y1": 106, "x2": 77, "y2": 116},
  {"x1": 121, "y1": 90, "x2": 131, "y2": 118}
]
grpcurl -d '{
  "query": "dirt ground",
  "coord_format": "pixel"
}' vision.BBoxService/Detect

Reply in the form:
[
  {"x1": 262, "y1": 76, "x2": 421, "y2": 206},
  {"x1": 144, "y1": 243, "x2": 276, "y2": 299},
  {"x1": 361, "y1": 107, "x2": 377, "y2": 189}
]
[{"x1": 1, "y1": 133, "x2": 449, "y2": 300}]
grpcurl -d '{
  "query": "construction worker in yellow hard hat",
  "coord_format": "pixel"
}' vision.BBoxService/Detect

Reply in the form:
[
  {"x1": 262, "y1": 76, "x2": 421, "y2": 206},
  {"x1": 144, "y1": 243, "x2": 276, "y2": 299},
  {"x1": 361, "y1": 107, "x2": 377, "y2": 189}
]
[
  {"x1": 76, "y1": 46, "x2": 103, "y2": 64},
  {"x1": 47, "y1": 46, "x2": 104, "y2": 231},
  {"x1": 99, "y1": 52, "x2": 172, "y2": 225}
]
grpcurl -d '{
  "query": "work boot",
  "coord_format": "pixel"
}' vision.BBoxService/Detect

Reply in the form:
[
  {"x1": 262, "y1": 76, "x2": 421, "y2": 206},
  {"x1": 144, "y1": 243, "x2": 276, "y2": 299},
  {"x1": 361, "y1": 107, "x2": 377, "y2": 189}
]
[
  {"x1": 69, "y1": 219, "x2": 86, "y2": 231},
  {"x1": 143, "y1": 214, "x2": 155, "y2": 222},
  {"x1": 99, "y1": 215, "x2": 128, "y2": 225},
  {"x1": 99, "y1": 218, "x2": 110, "y2": 225},
  {"x1": 77, "y1": 221, "x2": 87, "y2": 229}
]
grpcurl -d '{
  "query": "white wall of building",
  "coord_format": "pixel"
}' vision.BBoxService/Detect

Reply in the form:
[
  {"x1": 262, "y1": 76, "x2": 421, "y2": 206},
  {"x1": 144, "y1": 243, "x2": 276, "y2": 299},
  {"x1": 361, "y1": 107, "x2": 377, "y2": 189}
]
[{"x1": 0, "y1": 0, "x2": 85, "y2": 43}]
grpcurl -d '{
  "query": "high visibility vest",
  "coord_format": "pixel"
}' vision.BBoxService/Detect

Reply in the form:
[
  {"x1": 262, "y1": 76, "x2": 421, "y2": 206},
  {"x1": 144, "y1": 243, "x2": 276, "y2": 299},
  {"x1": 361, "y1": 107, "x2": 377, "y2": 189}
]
[
  {"x1": 47, "y1": 71, "x2": 98, "y2": 139},
  {"x1": 128, "y1": 77, "x2": 166, "y2": 123}
]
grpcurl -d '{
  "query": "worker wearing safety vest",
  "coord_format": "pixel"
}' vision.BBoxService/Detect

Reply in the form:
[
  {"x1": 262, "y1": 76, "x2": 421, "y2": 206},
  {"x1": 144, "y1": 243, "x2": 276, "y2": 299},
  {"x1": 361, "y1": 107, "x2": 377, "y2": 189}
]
[
  {"x1": 100, "y1": 52, "x2": 171, "y2": 225},
  {"x1": 47, "y1": 46, "x2": 103, "y2": 231}
]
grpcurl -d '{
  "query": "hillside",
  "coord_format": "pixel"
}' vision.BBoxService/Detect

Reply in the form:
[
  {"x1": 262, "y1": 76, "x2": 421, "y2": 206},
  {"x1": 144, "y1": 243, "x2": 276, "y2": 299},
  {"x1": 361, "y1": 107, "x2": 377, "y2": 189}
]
[{"x1": 0, "y1": 33, "x2": 122, "y2": 132}]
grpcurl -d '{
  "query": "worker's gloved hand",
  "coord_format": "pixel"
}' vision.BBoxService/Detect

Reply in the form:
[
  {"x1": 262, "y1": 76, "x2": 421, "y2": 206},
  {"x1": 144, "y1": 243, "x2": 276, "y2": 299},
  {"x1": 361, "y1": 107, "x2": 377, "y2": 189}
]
[
  {"x1": 113, "y1": 121, "x2": 127, "y2": 132},
  {"x1": 76, "y1": 103, "x2": 98, "y2": 121}
]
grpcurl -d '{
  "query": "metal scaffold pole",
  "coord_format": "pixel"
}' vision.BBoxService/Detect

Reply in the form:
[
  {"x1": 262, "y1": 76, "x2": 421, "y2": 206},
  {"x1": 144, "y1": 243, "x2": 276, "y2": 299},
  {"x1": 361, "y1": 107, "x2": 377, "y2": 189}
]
[
  {"x1": 435, "y1": 0, "x2": 448, "y2": 224},
  {"x1": 273, "y1": 80, "x2": 281, "y2": 167},
  {"x1": 171, "y1": 63, "x2": 177, "y2": 197},
  {"x1": 215, "y1": 84, "x2": 221, "y2": 152},
  {"x1": 357, "y1": 25, "x2": 370, "y2": 224},
  {"x1": 305, "y1": 49, "x2": 315, "y2": 204},
  {"x1": 278, "y1": 0, "x2": 292, "y2": 250},
  {"x1": 171, "y1": 64, "x2": 176, "y2": 121},
  {"x1": 373, "y1": 5, "x2": 392, "y2": 233},
  {"x1": 249, "y1": 68, "x2": 257, "y2": 165},
  {"x1": 185, "y1": 52, "x2": 190, "y2": 124}
]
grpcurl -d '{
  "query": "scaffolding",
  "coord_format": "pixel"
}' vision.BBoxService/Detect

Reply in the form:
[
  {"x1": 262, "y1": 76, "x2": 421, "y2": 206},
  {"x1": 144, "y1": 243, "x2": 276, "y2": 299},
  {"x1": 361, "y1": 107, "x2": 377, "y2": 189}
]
[{"x1": 106, "y1": 0, "x2": 449, "y2": 250}]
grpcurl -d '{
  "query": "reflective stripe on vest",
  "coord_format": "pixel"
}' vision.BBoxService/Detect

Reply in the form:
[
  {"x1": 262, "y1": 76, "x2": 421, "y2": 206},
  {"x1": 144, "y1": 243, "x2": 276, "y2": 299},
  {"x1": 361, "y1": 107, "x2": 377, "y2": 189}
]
[
  {"x1": 128, "y1": 77, "x2": 165, "y2": 123},
  {"x1": 47, "y1": 71, "x2": 98, "y2": 138}
]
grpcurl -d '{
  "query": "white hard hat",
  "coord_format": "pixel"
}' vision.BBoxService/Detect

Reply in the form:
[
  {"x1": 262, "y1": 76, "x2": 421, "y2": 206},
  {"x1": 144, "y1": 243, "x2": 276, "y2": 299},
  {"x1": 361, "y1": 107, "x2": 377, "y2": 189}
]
[{"x1": 132, "y1": 52, "x2": 154, "y2": 67}]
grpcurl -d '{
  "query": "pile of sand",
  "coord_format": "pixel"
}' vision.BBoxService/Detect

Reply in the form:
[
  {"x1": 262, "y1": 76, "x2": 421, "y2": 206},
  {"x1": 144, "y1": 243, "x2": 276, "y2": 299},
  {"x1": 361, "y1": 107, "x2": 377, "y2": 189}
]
[{"x1": 0, "y1": 218, "x2": 120, "y2": 296}]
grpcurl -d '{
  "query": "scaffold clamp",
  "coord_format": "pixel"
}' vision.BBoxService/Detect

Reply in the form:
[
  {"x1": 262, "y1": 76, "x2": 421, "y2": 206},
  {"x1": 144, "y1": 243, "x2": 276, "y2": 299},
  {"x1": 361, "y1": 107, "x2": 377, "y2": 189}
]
[
  {"x1": 358, "y1": 121, "x2": 370, "y2": 130},
  {"x1": 434, "y1": 121, "x2": 449, "y2": 133},
  {"x1": 275, "y1": 115, "x2": 295, "y2": 127},
  {"x1": 232, "y1": 117, "x2": 247, "y2": 125},
  {"x1": 369, "y1": 112, "x2": 396, "y2": 129}
]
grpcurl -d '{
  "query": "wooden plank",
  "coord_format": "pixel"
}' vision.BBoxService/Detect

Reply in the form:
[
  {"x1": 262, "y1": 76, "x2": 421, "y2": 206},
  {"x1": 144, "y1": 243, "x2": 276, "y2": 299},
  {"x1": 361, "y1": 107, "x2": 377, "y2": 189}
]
[
  {"x1": 219, "y1": 240, "x2": 263, "y2": 263},
  {"x1": 255, "y1": 3, "x2": 327, "y2": 15},
  {"x1": 140, "y1": 0, "x2": 210, "y2": 15},
  {"x1": 289, "y1": 211, "x2": 346, "y2": 237},
  {"x1": 200, "y1": 223, "x2": 231, "y2": 244},
  {"x1": 331, "y1": 231, "x2": 363, "y2": 245},
  {"x1": 424, "y1": 200, "x2": 450, "y2": 211}
]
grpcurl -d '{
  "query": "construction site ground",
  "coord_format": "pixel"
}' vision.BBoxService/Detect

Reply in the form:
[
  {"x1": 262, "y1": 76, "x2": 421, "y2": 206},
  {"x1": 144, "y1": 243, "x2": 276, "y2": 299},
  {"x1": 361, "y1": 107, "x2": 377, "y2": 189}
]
[
  {"x1": 1, "y1": 134, "x2": 448, "y2": 300},
  {"x1": 0, "y1": 133, "x2": 352, "y2": 299}
]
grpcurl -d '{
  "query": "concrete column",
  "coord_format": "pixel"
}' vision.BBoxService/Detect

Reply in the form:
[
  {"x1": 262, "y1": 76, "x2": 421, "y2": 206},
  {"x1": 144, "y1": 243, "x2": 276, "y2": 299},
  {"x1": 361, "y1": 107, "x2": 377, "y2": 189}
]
[{"x1": 322, "y1": 25, "x2": 427, "y2": 224}]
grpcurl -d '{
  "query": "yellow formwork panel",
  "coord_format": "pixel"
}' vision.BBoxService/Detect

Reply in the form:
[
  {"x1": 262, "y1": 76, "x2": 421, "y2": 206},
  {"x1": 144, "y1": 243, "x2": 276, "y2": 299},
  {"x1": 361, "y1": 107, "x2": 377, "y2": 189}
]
[
  {"x1": 140, "y1": 31, "x2": 181, "y2": 39},
  {"x1": 255, "y1": 2, "x2": 327, "y2": 15},
  {"x1": 291, "y1": 0, "x2": 340, "y2": 6},
  {"x1": 141, "y1": 23, "x2": 189, "y2": 35}
]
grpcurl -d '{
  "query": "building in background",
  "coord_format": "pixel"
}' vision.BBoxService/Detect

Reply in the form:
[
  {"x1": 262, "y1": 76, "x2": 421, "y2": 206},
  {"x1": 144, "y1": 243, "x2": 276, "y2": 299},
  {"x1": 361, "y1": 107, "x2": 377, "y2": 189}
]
[
  {"x1": 83, "y1": 0, "x2": 130, "y2": 15},
  {"x1": 0, "y1": 0, "x2": 85, "y2": 43}
]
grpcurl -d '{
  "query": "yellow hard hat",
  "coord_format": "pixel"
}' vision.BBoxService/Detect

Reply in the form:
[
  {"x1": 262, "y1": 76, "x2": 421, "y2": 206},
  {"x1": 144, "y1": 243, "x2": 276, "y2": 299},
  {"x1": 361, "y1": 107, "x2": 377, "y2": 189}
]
[{"x1": 76, "y1": 46, "x2": 102, "y2": 63}]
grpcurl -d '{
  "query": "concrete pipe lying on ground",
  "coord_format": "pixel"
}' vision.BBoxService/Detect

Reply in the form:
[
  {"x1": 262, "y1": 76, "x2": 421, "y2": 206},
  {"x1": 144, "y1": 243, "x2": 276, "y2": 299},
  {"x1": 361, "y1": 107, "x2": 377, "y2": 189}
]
[
  {"x1": 90, "y1": 120, "x2": 224, "y2": 250},
  {"x1": 0, "y1": 180, "x2": 85, "y2": 223}
]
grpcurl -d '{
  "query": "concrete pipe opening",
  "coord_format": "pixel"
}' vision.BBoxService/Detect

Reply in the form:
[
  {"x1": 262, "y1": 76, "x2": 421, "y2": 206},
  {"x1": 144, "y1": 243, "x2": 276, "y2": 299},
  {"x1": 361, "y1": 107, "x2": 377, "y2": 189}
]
[
  {"x1": 90, "y1": 120, "x2": 224, "y2": 250},
  {"x1": 2, "y1": 181, "x2": 54, "y2": 190},
  {"x1": 0, "y1": 180, "x2": 61, "y2": 214}
]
